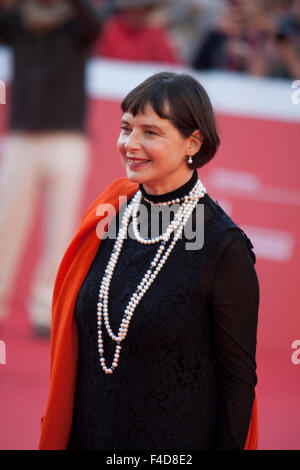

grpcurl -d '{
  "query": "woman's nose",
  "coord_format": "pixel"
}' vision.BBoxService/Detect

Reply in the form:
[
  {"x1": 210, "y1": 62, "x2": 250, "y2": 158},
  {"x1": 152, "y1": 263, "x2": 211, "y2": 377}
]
[{"x1": 124, "y1": 131, "x2": 141, "y2": 151}]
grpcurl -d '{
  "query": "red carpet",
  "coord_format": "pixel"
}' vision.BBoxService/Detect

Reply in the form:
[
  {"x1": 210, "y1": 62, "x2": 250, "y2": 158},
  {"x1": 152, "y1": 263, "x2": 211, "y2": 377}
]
[{"x1": 0, "y1": 96, "x2": 299, "y2": 450}]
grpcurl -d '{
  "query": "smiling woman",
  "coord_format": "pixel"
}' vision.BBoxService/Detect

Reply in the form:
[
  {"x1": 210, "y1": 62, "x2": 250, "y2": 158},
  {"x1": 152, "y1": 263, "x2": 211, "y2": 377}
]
[
  {"x1": 118, "y1": 103, "x2": 198, "y2": 195},
  {"x1": 39, "y1": 72, "x2": 259, "y2": 451},
  {"x1": 117, "y1": 72, "x2": 219, "y2": 196}
]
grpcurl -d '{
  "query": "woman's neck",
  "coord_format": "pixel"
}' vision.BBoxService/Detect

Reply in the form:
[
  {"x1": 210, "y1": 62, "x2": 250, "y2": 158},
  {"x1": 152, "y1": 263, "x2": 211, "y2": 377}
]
[
  {"x1": 141, "y1": 171, "x2": 194, "y2": 196},
  {"x1": 140, "y1": 170, "x2": 199, "y2": 204}
]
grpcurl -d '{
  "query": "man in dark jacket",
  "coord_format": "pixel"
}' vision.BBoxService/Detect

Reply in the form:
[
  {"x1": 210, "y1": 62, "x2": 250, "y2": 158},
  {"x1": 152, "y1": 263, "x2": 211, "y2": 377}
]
[{"x1": 0, "y1": 0, "x2": 103, "y2": 336}]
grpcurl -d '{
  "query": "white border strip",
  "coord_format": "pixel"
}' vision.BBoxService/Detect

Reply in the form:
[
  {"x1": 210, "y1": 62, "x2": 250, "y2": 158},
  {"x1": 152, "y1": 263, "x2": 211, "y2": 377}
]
[
  {"x1": 86, "y1": 58, "x2": 300, "y2": 123},
  {"x1": 1, "y1": 47, "x2": 299, "y2": 123}
]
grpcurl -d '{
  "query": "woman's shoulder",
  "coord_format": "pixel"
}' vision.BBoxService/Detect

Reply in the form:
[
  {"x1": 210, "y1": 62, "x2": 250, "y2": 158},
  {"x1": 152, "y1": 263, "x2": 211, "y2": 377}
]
[
  {"x1": 80, "y1": 177, "x2": 138, "y2": 225},
  {"x1": 201, "y1": 193, "x2": 237, "y2": 230},
  {"x1": 202, "y1": 193, "x2": 231, "y2": 220},
  {"x1": 97, "y1": 177, "x2": 138, "y2": 202},
  {"x1": 202, "y1": 193, "x2": 256, "y2": 265}
]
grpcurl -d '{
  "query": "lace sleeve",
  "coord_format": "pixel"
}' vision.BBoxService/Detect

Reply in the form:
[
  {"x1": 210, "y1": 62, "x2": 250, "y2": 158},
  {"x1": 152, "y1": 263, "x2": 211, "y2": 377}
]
[{"x1": 210, "y1": 231, "x2": 259, "y2": 449}]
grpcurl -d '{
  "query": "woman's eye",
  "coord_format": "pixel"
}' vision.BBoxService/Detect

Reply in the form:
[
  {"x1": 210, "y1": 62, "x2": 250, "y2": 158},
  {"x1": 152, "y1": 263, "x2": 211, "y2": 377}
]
[
  {"x1": 121, "y1": 126, "x2": 131, "y2": 134},
  {"x1": 145, "y1": 130, "x2": 157, "y2": 136}
]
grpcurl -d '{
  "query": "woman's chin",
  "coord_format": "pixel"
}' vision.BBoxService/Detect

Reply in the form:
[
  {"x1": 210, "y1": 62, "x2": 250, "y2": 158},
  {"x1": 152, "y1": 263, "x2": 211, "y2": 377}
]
[{"x1": 125, "y1": 168, "x2": 149, "y2": 184}]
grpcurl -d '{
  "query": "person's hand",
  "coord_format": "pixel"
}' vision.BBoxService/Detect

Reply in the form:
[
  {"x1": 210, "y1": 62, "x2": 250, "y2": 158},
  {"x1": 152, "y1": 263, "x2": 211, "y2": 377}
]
[
  {"x1": 225, "y1": 37, "x2": 251, "y2": 60},
  {"x1": 215, "y1": 8, "x2": 244, "y2": 36},
  {"x1": 275, "y1": 39, "x2": 300, "y2": 78},
  {"x1": 251, "y1": 12, "x2": 277, "y2": 35}
]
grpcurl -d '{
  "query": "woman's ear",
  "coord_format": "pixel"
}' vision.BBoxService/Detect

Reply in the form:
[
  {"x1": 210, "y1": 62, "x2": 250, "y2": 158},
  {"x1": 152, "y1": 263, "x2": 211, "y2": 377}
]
[{"x1": 186, "y1": 130, "x2": 203, "y2": 157}]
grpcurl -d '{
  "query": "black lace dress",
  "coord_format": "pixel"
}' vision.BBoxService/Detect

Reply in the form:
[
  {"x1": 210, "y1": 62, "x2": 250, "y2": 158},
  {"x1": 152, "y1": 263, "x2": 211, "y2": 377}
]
[{"x1": 67, "y1": 171, "x2": 259, "y2": 450}]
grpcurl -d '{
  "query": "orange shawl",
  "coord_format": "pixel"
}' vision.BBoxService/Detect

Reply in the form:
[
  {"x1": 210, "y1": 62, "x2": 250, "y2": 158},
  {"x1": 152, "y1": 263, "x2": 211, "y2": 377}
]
[{"x1": 38, "y1": 177, "x2": 258, "y2": 450}]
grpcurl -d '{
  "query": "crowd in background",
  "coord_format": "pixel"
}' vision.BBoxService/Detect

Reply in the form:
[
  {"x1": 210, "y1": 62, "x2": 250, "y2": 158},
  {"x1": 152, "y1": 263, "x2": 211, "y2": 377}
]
[
  {"x1": 91, "y1": 0, "x2": 300, "y2": 79},
  {"x1": 0, "y1": 0, "x2": 299, "y2": 79}
]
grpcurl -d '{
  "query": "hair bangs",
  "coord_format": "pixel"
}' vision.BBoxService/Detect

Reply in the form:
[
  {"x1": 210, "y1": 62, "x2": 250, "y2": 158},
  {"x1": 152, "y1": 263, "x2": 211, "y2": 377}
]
[{"x1": 121, "y1": 80, "x2": 171, "y2": 120}]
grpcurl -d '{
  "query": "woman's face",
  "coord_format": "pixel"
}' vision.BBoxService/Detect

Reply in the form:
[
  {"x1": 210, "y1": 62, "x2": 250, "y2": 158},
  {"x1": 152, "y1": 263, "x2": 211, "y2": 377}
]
[{"x1": 117, "y1": 102, "x2": 199, "y2": 195}]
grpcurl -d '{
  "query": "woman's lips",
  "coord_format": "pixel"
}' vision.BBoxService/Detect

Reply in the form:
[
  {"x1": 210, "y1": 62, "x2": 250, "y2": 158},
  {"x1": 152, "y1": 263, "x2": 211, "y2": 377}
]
[{"x1": 126, "y1": 157, "x2": 151, "y2": 170}]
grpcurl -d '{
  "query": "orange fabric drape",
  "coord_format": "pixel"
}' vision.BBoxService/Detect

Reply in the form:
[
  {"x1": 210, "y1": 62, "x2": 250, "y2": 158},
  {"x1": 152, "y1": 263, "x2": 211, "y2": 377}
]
[{"x1": 38, "y1": 177, "x2": 258, "y2": 450}]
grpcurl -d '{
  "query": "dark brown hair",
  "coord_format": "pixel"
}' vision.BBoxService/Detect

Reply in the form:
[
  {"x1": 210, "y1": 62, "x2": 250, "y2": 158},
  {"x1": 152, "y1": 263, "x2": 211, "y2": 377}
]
[{"x1": 121, "y1": 71, "x2": 220, "y2": 169}]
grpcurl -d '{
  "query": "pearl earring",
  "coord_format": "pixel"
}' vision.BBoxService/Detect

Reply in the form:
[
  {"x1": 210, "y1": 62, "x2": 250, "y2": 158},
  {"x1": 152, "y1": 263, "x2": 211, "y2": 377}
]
[{"x1": 187, "y1": 156, "x2": 193, "y2": 165}]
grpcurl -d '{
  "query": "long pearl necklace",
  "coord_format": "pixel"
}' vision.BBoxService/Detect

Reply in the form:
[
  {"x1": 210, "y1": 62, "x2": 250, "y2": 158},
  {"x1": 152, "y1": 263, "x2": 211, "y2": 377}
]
[{"x1": 97, "y1": 179, "x2": 206, "y2": 374}]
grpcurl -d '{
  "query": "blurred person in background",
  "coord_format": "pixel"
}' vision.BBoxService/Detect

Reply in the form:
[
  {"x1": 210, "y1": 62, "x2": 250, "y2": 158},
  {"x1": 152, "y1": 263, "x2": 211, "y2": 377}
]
[
  {"x1": 192, "y1": 0, "x2": 269, "y2": 73},
  {"x1": 94, "y1": 0, "x2": 182, "y2": 65},
  {"x1": 264, "y1": 0, "x2": 300, "y2": 78},
  {"x1": 192, "y1": 0, "x2": 300, "y2": 78},
  {"x1": 0, "y1": 0, "x2": 103, "y2": 337},
  {"x1": 167, "y1": 0, "x2": 225, "y2": 64}
]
